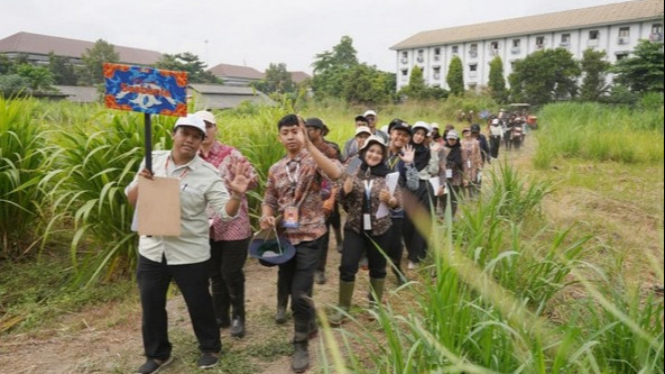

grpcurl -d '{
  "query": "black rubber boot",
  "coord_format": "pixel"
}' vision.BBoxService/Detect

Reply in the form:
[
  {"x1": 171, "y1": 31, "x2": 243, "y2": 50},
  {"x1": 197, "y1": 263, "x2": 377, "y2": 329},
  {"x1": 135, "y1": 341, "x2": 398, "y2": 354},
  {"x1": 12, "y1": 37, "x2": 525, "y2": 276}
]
[
  {"x1": 229, "y1": 280, "x2": 246, "y2": 338},
  {"x1": 211, "y1": 291, "x2": 231, "y2": 329},
  {"x1": 292, "y1": 341, "x2": 310, "y2": 373}
]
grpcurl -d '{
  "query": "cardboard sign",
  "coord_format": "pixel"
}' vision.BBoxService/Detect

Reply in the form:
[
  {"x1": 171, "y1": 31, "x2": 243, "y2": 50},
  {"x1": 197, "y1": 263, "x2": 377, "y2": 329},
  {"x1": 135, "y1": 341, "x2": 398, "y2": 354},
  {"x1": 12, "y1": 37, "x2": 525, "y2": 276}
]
[
  {"x1": 103, "y1": 63, "x2": 188, "y2": 117},
  {"x1": 137, "y1": 177, "x2": 182, "y2": 236}
]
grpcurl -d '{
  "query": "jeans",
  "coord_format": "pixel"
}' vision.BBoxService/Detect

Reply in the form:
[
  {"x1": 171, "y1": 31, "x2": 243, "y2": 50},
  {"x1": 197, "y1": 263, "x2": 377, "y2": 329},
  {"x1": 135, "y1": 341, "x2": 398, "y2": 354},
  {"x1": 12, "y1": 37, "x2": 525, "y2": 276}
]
[
  {"x1": 490, "y1": 136, "x2": 501, "y2": 159},
  {"x1": 277, "y1": 240, "x2": 321, "y2": 342},
  {"x1": 339, "y1": 229, "x2": 389, "y2": 283},
  {"x1": 137, "y1": 255, "x2": 221, "y2": 359},
  {"x1": 209, "y1": 238, "x2": 250, "y2": 322}
]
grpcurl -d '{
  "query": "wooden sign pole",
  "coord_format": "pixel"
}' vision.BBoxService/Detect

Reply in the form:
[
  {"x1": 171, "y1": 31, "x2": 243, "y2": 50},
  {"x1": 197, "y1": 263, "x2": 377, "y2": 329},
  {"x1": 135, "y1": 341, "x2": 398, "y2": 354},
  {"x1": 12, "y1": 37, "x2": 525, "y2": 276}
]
[{"x1": 144, "y1": 113, "x2": 153, "y2": 173}]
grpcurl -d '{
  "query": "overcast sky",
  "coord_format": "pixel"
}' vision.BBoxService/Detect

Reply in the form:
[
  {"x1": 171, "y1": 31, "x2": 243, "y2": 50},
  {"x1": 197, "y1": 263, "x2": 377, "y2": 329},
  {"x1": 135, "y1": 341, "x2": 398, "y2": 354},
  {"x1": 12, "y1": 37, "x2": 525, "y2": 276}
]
[{"x1": 1, "y1": 0, "x2": 628, "y2": 73}]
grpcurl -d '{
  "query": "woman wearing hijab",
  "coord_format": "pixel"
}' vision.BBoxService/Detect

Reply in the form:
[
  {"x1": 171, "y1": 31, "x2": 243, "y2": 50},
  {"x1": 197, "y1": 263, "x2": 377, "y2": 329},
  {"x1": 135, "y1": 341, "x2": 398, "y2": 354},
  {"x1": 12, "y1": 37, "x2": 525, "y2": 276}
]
[
  {"x1": 436, "y1": 130, "x2": 464, "y2": 218},
  {"x1": 404, "y1": 122, "x2": 439, "y2": 269},
  {"x1": 330, "y1": 136, "x2": 402, "y2": 326}
]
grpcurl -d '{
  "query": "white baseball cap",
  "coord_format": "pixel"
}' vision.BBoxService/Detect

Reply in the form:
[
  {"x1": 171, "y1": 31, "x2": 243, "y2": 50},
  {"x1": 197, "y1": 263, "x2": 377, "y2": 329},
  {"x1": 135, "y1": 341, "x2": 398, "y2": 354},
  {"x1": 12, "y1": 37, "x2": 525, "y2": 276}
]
[
  {"x1": 413, "y1": 121, "x2": 431, "y2": 135},
  {"x1": 360, "y1": 135, "x2": 387, "y2": 151},
  {"x1": 194, "y1": 110, "x2": 217, "y2": 125},
  {"x1": 431, "y1": 122, "x2": 440, "y2": 129},
  {"x1": 174, "y1": 114, "x2": 207, "y2": 137},
  {"x1": 355, "y1": 126, "x2": 372, "y2": 137},
  {"x1": 363, "y1": 110, "x2": 377, "y2": 118},
  {"x1": 446, "y1": 130, "x2": 460, "y2": 140},
  {"x1": 492, "y1": 118, "x2": 500, "y2": 125}
]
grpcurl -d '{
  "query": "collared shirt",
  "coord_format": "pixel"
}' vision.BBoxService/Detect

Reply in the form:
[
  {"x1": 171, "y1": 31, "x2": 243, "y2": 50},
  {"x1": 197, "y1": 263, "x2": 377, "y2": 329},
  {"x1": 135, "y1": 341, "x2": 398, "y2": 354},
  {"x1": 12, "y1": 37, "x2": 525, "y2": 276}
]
[
  {"x1": 199, "y1": 141, "x2": 258, "y2": 242},
  {"x1": 126, "y1": 151, "x2": 236, "y2": 265},
  {"x1": 263, "y1": 149, "x2": 342, "y2": 245}
]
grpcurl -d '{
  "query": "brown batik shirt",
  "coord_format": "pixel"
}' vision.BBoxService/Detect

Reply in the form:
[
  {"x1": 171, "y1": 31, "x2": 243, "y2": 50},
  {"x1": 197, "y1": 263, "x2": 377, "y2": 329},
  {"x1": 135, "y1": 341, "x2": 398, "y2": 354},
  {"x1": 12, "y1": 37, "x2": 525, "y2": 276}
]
[{"x1": 263, "y1": 149, "x2": 342, "y2": 245}]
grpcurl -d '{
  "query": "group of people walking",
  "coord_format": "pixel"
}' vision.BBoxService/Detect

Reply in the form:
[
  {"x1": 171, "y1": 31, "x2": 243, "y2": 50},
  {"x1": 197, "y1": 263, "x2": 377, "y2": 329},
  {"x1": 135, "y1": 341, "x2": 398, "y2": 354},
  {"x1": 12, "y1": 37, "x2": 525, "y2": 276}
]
[{"x1": 125, "y1": 108, "x2": 525, "y2": 374}]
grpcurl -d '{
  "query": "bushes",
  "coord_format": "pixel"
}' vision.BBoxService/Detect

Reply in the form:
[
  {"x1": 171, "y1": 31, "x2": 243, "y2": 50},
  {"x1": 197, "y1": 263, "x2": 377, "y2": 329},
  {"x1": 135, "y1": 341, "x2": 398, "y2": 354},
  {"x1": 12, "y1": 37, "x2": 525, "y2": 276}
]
[{"x1": 534, "y1": 101, "x2": 664, "y2": 168}]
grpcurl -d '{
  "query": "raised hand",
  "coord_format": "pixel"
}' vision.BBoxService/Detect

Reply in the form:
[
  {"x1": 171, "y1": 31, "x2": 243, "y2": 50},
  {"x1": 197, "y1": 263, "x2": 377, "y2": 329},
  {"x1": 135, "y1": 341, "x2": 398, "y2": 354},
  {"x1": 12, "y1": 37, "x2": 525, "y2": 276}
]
[
  {"x1": 228, "y1": 163, "x2": 252, "y2": 195},
  {"x1": 296, "y1": 115, "x2": 311, "y2": 148},
  {"x1": 399, "y1": 144, "x2": 415, "y2": 164}
]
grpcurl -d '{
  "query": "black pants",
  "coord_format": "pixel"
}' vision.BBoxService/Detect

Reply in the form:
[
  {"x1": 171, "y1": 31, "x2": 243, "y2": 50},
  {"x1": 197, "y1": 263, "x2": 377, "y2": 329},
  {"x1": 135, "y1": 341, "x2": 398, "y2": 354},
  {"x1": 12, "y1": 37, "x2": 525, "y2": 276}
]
[
  {"x1": 137, "y1": 255, "x2": 221, "y2": 360},
  {"x1": 277, "y1": 240, "x2": 320, "y2": 342},
  {"x1": 316, "y1": 229, "x2": 330, "y2": 273},
  {"x1": 209, "y1": 238, "x2": 250, "y2": 323},
  {"x1": 386, "y1": 217, "x2": 405, "y2": 280},
  {"x1": 490, "y1": 136, "x2": 501, "y2": 159},
  {"x1": 340, "y1": 229, "x2": 389, "y2": 283}
]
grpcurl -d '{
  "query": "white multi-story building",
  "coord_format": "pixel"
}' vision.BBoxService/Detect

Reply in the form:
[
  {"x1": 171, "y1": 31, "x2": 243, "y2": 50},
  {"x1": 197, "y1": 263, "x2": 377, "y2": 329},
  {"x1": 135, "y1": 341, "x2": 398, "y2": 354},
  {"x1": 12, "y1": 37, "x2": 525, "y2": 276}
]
[{"x1": 391, "y1": 0, "x2": 664, "y2": 91}]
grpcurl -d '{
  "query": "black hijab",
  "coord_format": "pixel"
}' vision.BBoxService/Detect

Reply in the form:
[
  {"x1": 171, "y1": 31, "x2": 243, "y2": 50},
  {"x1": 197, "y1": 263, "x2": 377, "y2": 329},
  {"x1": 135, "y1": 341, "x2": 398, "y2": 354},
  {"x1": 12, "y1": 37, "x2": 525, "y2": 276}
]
[
  {"x1": 412, "y1": 142, "x2": 431, "y2": 172},
  {"x1": 359, "y1": 141, "x2": 391, "y2": 177}
]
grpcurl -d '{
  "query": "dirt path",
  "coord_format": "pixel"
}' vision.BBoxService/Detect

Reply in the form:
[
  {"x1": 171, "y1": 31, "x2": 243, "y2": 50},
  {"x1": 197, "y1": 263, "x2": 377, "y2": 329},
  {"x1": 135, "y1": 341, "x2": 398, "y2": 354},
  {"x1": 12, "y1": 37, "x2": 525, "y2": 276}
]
[{"x1": 0, "y1": 137, "x2": 539, "y2": 374}]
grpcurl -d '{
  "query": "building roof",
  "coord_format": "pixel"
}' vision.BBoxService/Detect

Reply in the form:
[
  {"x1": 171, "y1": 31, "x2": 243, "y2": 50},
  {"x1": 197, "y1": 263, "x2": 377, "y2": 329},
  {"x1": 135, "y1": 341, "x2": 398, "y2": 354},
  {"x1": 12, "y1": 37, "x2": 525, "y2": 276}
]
[
  {"x1": 391, "y1": 0, "x2": 664, "y2": 50},
  {"x1": 0, "y1": 32, "x2": 162, "y2": 65},
  {"x1": 188, "y1": 84, "x2": 274, "y2": 110},
  {"x1": 54, "y1": 85, "x2": 99, "y2": 103},
  {"x1": 208, "y1": 63, "x2": 265, "y2": 80},
  {"x1": 290, "y1": 71, "x2": 311, "y2": 84}
]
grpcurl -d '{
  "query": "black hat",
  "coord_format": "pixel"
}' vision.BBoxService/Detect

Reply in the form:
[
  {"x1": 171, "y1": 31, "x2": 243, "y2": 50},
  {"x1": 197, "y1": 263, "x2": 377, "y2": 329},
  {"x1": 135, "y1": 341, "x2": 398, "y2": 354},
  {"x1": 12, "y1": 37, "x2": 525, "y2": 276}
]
[
  {"x1": 305, "y1": 117, "x2": 325, "y2": 130},
  {"x1": 471, "y1": 124, "x2": 481, "y2": 133},
  {"x1": 355, "y1": 115, "x2": 370, "y2": 124},
  {"x1": 388, "y1": 118, "x2": 411, "y2": 136}
]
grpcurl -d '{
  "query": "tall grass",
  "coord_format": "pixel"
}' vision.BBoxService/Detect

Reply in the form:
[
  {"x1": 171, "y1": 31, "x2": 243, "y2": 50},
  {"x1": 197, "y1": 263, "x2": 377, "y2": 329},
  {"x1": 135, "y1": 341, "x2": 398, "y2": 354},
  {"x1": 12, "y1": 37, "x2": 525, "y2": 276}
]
[
  {"x1": 534, "y1": 97, "x2": 665, "y2": 169},
  {"x1": 47, "y1": 110, "x2": 175, "y2": 285},
  {"x1": 320, "y1": 163, "x2": 663, "y2": 373},
  {"x1": 0, "y1": 98, "x2": 57, "y2": 259}
]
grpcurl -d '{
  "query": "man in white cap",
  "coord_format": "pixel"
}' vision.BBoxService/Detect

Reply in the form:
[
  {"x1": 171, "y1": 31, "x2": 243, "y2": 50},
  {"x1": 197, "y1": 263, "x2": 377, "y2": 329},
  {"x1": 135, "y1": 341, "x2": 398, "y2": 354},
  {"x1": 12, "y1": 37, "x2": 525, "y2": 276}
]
[
  {"x1": 195, "y1": 110, "x2": 258, "y2": 340},
  {"x1": 126, "y1": 114, "x2": 254, "y2": 374},
  {"x1": 342, "y1": 113, "x2": 389, "y2": 161}
]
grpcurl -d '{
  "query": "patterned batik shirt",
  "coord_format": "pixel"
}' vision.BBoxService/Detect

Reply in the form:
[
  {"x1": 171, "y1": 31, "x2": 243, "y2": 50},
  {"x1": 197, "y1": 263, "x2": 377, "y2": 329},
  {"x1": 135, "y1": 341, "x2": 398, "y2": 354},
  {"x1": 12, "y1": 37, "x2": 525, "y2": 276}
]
[
  {"x1": 263, "y1": 149, "x2": 343, "y2": 246},
  {"x1": 199, "y1": 141, "x2": 258, "y2": 242}
]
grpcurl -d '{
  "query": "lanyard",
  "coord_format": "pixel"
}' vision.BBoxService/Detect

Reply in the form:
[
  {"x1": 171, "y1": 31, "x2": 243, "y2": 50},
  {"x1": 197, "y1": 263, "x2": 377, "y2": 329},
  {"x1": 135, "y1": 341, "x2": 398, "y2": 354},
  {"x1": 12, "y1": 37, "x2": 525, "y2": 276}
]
[
  {"x1": 165, "y1": 157, "x2": 190, "y2": 180},
  {"x1": 285, "y1": 161, "x2": 300, "y2": 186},
  {"x1": 364, "y1": 180, "x2": 374, "y2": 200}
]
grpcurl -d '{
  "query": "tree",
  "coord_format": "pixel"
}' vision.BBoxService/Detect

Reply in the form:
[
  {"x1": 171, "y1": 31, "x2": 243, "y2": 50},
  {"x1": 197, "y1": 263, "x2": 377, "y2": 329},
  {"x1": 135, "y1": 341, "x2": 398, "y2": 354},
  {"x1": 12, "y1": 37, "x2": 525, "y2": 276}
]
[
  {"x1": 399, "y1": 65, "x2": 428, "y2": 100},
  {"x1": 81, "y1": 39, "x2": 120, "y2": 84},
  {"x1": 488, "y1": 56, "x2": 507, "y2": 103},
  {"x1": 311, "y1": 36, "x2": 361, "y2": 99},
  {"x1": 0, "y1": 74, "x2": 29, "y2": 97},
  {"x1": 253, "y1": 63, "x2": 295, "y2": 94},
  {"x1": 154, "y1": 52, "x2": 220, "y2": 84},
  {"x1": 508, "y1": 48, "x2": 581, "y2": 105},
  {"x1": 341, "y1": 64, "x2": 394, "y2": 105},
  {"x1": 49, "y1": 52, "x2": 78, "y2": 85},
  {"x1": 446, "y1": 56, "x2": 464, "y2": 96},
  {"x1": 0, "y1": 55, "x2": 12, "y2": 75},
  {"x1": 579, "y1": 48, "x2": 611, "y2": 102},
  {"x1": 612, "y1": 40, "x2": 664, "y2": 94},
  {"x1": 15, "y1": 64, "x2": 54, "y2": 91}
]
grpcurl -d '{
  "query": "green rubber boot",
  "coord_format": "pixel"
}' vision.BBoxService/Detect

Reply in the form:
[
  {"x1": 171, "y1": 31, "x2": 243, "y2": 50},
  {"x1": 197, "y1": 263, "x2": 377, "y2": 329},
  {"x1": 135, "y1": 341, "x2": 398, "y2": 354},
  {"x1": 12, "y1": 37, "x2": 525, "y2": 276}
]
[
  {"x1": 369, "y1": 278, "x2": 386, "y2": 308},
  {"x1": 329, "y1": 281, "x2": 355, "y2": 327}
]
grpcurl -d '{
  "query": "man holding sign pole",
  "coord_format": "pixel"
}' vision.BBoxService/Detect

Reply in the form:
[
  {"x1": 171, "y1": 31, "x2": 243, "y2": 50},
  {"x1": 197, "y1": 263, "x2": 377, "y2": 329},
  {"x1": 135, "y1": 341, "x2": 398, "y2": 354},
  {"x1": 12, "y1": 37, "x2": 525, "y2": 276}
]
[{"x1": 125, "y1": 114, "x2": 253, "y2": 374}]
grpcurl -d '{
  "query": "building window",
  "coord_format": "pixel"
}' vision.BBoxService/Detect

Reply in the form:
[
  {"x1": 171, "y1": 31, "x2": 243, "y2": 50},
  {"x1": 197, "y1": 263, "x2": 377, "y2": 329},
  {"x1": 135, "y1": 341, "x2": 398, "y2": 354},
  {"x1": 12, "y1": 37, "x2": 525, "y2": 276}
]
[
  {"x1": 561, "y1": 33, "x2": 571, "y2": 46},
  {"x1": 616, "y1": 53, "x2": 629, "y2": 61},
  {"x1": 401, "y1": 51, "x2": 408, "y2": 64},
  {"x1": 469, "y1": 44, "x2": 478, "y2": 57},
  {"x1": 490, "y1": 41, "x2": 500, "y2": 55},
  {"x1": 513, "y1": 39, "x2": 521, "y2": 48},
  {"x1": 417, "y1": 50, "x2": 424, "y2": 63},
  {"x1": 433, "y1": 66, "x2": 441, "y2": 80},
  {"x1": 536, "y1": 36, "x2": 546, "y2": 49},
  {"x1": 434, "y1": 48, "x2": 441, "y2": 61},
  {"x1": 469, "y1": 64, "x2": 478, "y2": 72},
  {"x1": 618, "y1": 27, "x2": 630, "y2": 45},
  {"x1": 589, "y1": 30, "x2": 600, "y2": 40},
  {"x1": 651, "y1": 23, "x2": 664, "y2": 42},
  {"x1": 452, "y1": 45, "x2": 459, "y2": 54}
]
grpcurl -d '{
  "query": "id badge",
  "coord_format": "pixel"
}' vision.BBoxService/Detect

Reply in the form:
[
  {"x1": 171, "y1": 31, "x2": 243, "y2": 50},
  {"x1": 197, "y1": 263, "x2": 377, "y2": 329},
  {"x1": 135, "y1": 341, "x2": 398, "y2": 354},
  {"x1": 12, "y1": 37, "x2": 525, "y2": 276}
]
[
  {"x1": 282, "y1": 206, "x2": 300, "y2": 229},
  {"x1": 446, "y1": 169, "x2": 453, "y2": 179},
  {"x1": 467, "y1": 160, "x2": 472, "y2": 169},
  {"x1": 363, "y1": 214, "x2": 373, "y2": 231}
]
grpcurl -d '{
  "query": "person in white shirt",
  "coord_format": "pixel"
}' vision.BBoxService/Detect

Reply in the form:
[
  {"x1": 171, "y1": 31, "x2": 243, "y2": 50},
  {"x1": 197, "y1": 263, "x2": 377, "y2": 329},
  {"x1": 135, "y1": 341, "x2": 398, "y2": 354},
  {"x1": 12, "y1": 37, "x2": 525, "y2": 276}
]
[{"x1": 125, "y1": 114, "x2": 252, "y2": 374}]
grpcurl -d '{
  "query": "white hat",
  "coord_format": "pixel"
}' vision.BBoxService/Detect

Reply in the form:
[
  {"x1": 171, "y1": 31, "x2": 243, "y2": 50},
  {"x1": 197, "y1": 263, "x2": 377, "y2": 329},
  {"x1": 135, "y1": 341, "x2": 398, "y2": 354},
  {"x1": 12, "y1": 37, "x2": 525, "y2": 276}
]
[
  {"x1": 380, "y1": 125, "x2": 389, "y2": 134},
  {"x1": 174, "y1": 114, "x2": 207, "y2": 137},
  {"x1": 360, "y1": 135, "x2": 387, "y2": 152},
  {"x1": 363, "y1": 110, "x2": 377, "y2": 118},
  {"x1": 492, "y1": 118, "x2": 500, "y2": 125},
  {"x1": 431, "y1": 122, "x2": 440, "y2": 129},
  {"x1": 194, "y1": 110, "x2": 216, "y2": 125},
  {"x1": 412, "y1": 121, "x2": 431, "y2": 135},
  {"x1": 446, "y1": 130, "x2": 459, "y2": 140},
  {"x1": 355, "y1": 126, "x2": 372, "y2": 137}
]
